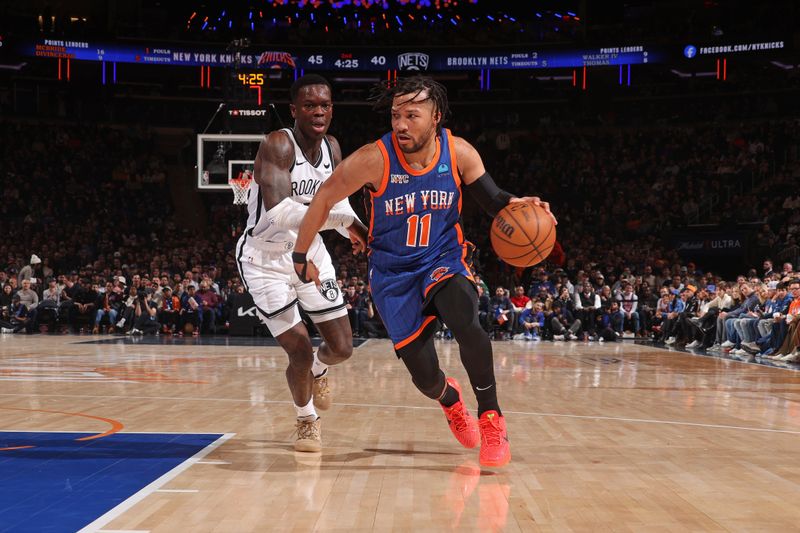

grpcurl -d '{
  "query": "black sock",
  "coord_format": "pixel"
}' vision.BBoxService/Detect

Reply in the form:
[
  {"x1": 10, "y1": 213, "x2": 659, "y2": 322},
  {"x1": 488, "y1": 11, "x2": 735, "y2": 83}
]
[
  {"x1": 475, "y1": 384, "x2": 501, "y2": 417},
  {"x1": 439, "y1": 385, "x2": 460, "y2": 407}
]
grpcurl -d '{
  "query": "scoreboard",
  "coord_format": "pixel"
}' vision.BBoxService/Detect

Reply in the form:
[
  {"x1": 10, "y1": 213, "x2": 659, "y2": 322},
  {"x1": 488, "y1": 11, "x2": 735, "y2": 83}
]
[
  {"x1": 305, "y1": 46, "x2": 657, "y2": 70},
  {"x1": 21, "y1": 39, "x2": 661, "y2": 70}
]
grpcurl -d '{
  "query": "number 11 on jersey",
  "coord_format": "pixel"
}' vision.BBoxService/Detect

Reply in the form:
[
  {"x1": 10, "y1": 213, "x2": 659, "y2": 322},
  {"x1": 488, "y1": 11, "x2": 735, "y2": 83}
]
[{"x1": 406, "y1": 213, "x2": 431, "y2": 247}]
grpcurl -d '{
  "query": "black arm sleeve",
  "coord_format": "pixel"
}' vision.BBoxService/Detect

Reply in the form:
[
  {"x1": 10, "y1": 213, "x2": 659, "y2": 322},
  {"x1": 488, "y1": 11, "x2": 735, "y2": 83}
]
[{"x1": 464, "y1": 172, "x2": 514, "y2": 217}]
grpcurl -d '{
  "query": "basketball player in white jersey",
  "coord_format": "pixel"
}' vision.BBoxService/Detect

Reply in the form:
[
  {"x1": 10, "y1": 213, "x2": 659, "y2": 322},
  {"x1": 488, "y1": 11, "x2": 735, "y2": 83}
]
[{"x1": 235, "y1": 74, "x2": 367, "y2": 451}]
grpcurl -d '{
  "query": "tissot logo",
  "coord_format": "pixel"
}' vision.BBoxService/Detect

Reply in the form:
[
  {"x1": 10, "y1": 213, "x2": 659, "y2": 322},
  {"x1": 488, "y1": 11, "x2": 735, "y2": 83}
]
[
  {"x1": 397, "y1": 52, "x2": 429, "y2": 71},
  {"x1": 228, "y1": 109, "x2": 267, "y2": 117}
]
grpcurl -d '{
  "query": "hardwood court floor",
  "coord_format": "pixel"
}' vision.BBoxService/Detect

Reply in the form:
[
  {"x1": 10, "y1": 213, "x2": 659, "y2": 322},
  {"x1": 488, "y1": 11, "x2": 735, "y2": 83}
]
[{"x1": 1, "y1": 334, "x2": 799, "y2": 532}]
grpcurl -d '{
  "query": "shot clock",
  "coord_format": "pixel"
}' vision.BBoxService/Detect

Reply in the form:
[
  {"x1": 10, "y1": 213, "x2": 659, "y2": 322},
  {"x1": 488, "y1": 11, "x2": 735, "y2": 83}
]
[{"x1": 237, "y1": 72, "x2": 264, "y2": 86}]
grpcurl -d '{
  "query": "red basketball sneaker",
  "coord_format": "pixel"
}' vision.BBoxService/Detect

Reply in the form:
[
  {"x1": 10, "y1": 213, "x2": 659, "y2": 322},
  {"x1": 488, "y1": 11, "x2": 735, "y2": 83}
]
[
  {"x1": 440, "y1": 377, "x2": 480, "y2": 449},
  {"x1": 478, "y1": 411, "x2": 511, "y2": 467}
]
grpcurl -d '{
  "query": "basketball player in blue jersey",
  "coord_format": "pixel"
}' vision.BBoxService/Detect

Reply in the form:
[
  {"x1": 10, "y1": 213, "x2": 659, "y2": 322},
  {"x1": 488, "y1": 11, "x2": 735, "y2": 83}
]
[
  {"x1": 236, "y1": 74, "x2": 368, "y2": 452},
  {"x1": 293, "y1": 76, "x2": 556, "y2": 467}
]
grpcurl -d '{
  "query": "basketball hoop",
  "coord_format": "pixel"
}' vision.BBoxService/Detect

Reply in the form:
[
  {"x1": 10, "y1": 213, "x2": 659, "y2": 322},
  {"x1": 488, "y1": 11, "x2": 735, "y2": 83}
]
[{"x1": 229, "y1": 176, "x2": 252, "y2": 205}]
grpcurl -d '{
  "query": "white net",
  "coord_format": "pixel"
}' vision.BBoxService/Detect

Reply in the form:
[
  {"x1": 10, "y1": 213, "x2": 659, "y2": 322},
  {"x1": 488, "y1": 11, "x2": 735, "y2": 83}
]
[{"x1": 229, "y1": 178, "x2": 252, "y2": 205}]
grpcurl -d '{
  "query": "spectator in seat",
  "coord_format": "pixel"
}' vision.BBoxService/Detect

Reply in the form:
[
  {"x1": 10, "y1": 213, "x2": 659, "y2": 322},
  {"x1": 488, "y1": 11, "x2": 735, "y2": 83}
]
[
  {"x1": 638, "y1": 283, "x2": 659, "y2": 337},
  {"x1": 1, "y1": 294, "x2": 30, "y2": 333},
  {"x1": 762, "y1": 259, "x2": 775, "y2": 279},
  {"x1": 768, "y1": 280, "x2": 800, "y2": 361},
  {"x1": 528, "y1": 270, "x2": 555, "y2": 299},
  {"x1": 116, "y1": 283, "x2": 138, "y2": 333},
  {"x1": 180, "y1": 285, "x2": 201, "y2": 336},
  {"x1": 344, "y1": 284, "x2": 361, "y2": 337},
  {"x1": 516, "y1": 301, "x2": 544, "y2": 341},
  {"x1": 720, "y1": 283, "x2": 759, "y2": 352},
  {"x1": 93, "y1": 281, "x2": 121, "y2": 334},
  {"x1": 574, "y1": 282, "x2": 600, "y2": 340},
  {"x1": 16, "y1": 278, "x2": 39, "y2": 324},
  {"x1": 477, "y1": 285, "x2": 491, "y2": 332},
  {"x1": 0, "y1": 284, "x2": 13, "y2": 309},
  {"x1": 744, "y1": 282, "x2": 791, "y2": 357},
  {"x1": 616, "y1": 283, "x2": 640, "y2": 337},
  {"x1": 72, "y1": 280, "x2": 98, "y2": 332},
  {"x1": 781, "y1": 263, "x2": 794, "y2": 281},
  {"x1": 509, "y1": 286, "x2": 530, "y2": 335},
  {"x1": 491, "y1": 286, "x2": 514, "y2": 338},
  {"x1": 159, "y1": 286, "x2": 181, "y2": 334},
  {"x1": 17, "y1": 254, "x2": 41, "y2": 286},
  {"x1": 730, "y1": 283, "x2": 770, "y2": 357},
  {"x1": 130, "y1": 289, "x2": 161, "y2": 335},
  {"x1": 661, "y1": 289, "x2": 688, "y2": 344},
  {"x1": 196, "y1": 281, "x2": 220, "y2": 334},
  {"x1": 598, "y1": 301, "x2": 623, "y2": 341},
  {"x1": 667, "y1": 285, "x2": 701, "y2": 346},
  {"x1": 353, "y1": 281, "x2": 370, "y2": 338},
  {"x1": 550, "y1": 300, "x2": 582, "y2": 340}
]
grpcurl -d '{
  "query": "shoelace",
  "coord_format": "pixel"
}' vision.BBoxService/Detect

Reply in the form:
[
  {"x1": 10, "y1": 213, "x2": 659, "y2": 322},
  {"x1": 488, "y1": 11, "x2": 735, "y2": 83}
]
[
  {"x1": 314, "y1": 376, "x2": 330, "y2": 397},
  {"x1": 445, "y1": 404, "x2": 471, "y2": 433},
  {"x1": 479, "y1": 417, "x2": 503, "y2": 446},
  {"x1": 296, "y1": 419, "x2": 320, "y2": 440}
]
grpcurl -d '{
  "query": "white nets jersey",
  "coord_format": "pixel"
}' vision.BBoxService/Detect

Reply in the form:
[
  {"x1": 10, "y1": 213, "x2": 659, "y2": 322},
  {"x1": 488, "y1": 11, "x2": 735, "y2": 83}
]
[{"x1": 244, "y1": 128, "x2": 335, "y2": 245}]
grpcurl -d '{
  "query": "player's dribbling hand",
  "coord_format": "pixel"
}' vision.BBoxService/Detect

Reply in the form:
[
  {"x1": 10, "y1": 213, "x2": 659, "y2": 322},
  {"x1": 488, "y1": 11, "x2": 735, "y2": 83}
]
[{"x1": 511, "y1": 196, "x2": 557, "y2": 225}]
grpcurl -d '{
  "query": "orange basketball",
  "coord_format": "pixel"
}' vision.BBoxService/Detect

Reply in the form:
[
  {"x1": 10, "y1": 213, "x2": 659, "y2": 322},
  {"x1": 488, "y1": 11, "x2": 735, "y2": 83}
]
[{"x1": 490, "y1": 202, "x2": 556, "y2": 267}]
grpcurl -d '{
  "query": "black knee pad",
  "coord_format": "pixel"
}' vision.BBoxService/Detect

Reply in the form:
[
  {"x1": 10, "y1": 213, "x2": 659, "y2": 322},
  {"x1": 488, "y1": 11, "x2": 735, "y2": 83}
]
[
  {"x1": 400, "y1": 337, "x2": 445, "y2": 400},
  {"x1": 411, "y1": 371, "x2": 445, "y2": 399},
  {"x1": 431, "y1": 275, "x2": 480, "y2": 334}
]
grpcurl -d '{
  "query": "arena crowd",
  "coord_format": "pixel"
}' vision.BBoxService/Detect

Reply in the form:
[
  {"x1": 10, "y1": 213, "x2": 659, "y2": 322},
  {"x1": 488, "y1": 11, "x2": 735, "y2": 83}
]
[{"x1": 1, "y1": 103, "x2": 799, "y2": 363}]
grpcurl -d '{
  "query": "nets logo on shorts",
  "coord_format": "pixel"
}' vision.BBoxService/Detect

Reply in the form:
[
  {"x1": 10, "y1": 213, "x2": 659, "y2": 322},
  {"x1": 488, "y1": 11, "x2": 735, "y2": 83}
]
[{"x1": 319, "y1": 279, "x2": 339, "y2": 302}]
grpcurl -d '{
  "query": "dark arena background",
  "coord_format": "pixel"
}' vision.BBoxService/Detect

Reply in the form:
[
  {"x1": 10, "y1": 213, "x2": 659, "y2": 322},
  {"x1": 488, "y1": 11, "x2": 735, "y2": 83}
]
[{"x1": 1, "y1": 1, "x2": 799, "y2": 531}]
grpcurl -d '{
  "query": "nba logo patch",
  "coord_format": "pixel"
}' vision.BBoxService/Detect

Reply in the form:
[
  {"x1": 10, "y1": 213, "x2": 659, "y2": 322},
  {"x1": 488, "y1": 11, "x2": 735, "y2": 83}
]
[
  {"x1": 437, "y1": 163, "x2": 449, "y2": 175},
  {"x1": 430, "y1": 266, "x2": 450, "y2": 282},
  {"x1": 319, "y1": 279, "x2": 339, "y2": 302}
]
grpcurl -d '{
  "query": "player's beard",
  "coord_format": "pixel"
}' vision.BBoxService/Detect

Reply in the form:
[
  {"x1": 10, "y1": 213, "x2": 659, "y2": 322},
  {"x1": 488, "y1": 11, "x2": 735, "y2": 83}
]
[{"x1": 397, "y1": 124, "x2": 437, "y2": 154}]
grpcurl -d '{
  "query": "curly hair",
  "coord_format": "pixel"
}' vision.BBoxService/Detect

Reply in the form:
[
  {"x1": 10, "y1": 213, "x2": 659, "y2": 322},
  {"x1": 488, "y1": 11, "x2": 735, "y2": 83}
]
[{"x1": 369, "y1": 75, "x2": 449, "y2": 132}]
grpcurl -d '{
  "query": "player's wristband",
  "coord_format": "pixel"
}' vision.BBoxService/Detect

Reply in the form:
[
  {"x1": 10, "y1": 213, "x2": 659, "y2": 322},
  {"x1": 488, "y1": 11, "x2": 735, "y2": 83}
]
[{"x1": 292, "y1": 252, "x2": 310, "y2": 283}]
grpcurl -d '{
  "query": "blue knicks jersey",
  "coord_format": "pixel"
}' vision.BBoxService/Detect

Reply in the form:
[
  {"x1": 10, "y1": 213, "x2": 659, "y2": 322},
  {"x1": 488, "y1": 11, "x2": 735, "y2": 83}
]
[
  {"x1": 368, "y1": 128, "x2": 475, "y2": 349},
  {"x1": 369, "y1": 128, "x2": 466, "y2": 272}
]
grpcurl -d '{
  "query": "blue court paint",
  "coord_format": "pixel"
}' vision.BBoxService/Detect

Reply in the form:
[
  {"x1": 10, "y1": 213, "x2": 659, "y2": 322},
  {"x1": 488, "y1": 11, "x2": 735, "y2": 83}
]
[{"x1": 0, "y1": 431, "x2": 224, "y2": 533}]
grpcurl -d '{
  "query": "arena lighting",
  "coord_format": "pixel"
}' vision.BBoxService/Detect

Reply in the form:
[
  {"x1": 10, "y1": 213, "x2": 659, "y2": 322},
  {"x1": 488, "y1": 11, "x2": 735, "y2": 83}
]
[
  {"x1": 186, "y1": 2, "x2": 579, "y2": 33},
  {"x1": 770, "y1": 61, "x2": 795, "y2": 70},
  {"x1": 0, "y1": 62, "x2": 27, "y2": 70}
]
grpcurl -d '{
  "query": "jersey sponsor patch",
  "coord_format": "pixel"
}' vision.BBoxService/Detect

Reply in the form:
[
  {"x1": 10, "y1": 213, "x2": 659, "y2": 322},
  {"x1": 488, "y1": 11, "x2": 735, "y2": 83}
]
[
  {"x1": 319, "y1": 279, "x2": 339, "y2": 301},
  {"x1": 429, "y1": 266, "x2": 450, "y2": 282},
  {"x1": 437, "y1": 163, "x2": 449, "y2": 175}
]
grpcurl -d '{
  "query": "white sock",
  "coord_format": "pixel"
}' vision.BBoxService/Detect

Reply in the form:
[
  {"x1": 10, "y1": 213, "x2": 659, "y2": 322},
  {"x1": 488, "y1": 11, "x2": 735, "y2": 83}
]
[
  {"x1": 294, "y1": 399, "x2": 317, "y2": 419},
  {"x1": 311, "y1": 349, "x2": 328, "y2": 379}
]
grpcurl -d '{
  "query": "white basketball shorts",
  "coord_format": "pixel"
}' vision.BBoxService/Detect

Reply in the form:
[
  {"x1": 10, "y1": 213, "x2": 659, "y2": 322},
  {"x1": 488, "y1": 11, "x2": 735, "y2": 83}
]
[{"x1": 235, "y1": 235, "x2": 346, "y2": 336}]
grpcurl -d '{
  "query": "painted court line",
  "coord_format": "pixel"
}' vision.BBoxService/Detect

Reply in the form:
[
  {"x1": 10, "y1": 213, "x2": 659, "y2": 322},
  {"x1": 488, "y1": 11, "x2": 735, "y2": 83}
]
[
  {"x1": 77, "y1": 432, "x2": 235, "y2": 533},
  {"x1": 2, "y1": 393, "x2": 799, "y2": 437}
]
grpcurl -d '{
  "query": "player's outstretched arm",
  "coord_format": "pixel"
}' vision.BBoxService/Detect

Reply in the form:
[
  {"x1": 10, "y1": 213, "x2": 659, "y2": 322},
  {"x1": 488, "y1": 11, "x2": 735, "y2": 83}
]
[
  {"x1": 254, "y1": 132, "x2": 359, "y2": 232},
  {"x1": 293, "y1": 143, "x2": 384, "y2": 284},
  {"x1": 454, "y1": 136, "x2": 557, "y2": 225}
]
